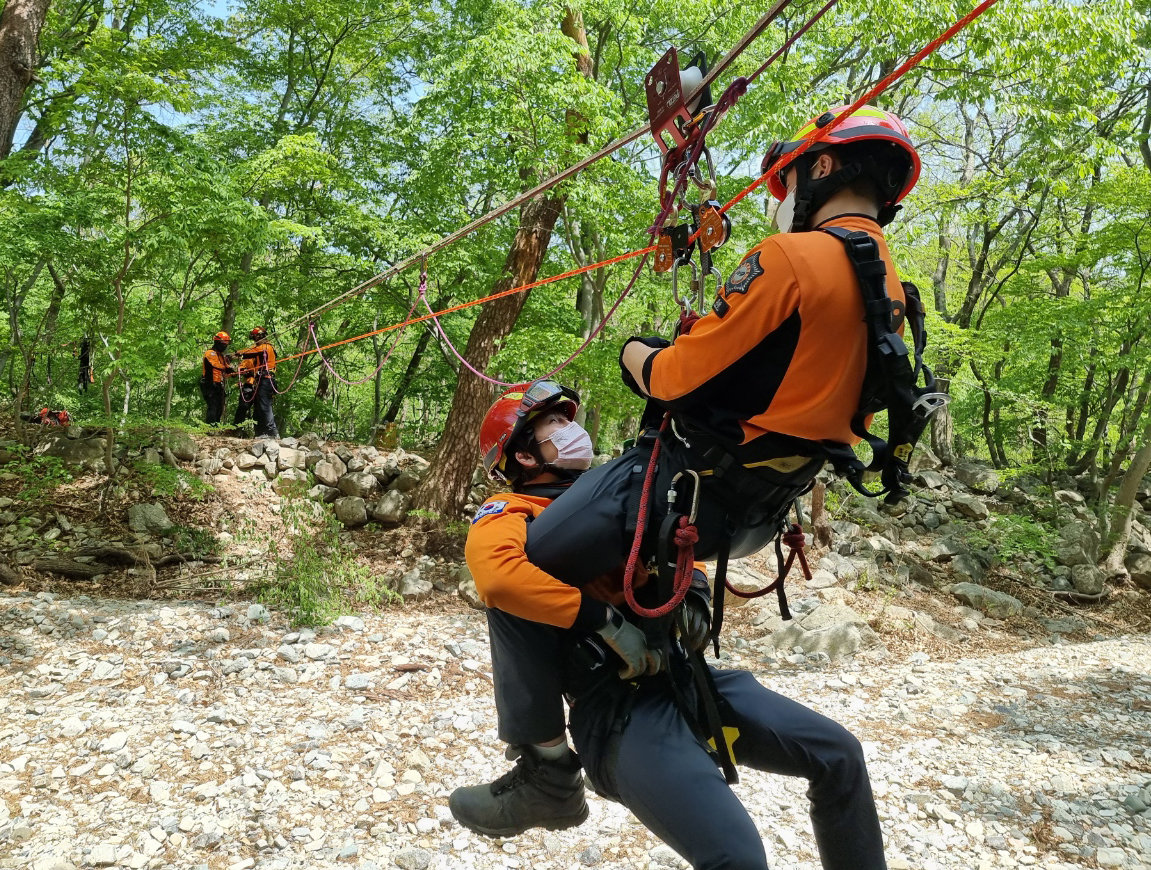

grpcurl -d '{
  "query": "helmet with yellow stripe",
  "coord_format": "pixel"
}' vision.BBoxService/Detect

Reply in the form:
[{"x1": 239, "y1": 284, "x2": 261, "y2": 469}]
[{"x1": 761, "y1": 105, "x2": 920, "y2": 231}]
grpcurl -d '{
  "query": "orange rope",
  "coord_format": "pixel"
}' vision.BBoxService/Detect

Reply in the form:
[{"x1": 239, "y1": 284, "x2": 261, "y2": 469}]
[
  {"x1": 713, "y1": 0, "x2": 1003, "y2": 223},
  {"x1": 277, "y1": 244, "x2": 656, "y2": 366},
  {"x1": 278, "y1": 0, "x2": 1001, "y2": 369}
]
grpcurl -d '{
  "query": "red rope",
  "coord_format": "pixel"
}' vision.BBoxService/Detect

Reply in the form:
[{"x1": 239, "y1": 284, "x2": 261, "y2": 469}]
[
  {"x1": 621, "y1": 417, "x2": 699, "y2": 619},
  {"x1": 724, "y1": 523, "x2": 812, "y2": 599},
  {"x1": 718, "y1": 0, "x2": 1003, "y2": 220},
  {"x1": 270, "y1": 0, "x2": 1002, "y2": 381}
]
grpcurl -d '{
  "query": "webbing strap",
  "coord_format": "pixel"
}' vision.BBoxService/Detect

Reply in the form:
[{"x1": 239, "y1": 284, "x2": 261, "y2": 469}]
[
  {"x1": 688, "y1": 648, "x2": 738, "y2": 784},
  {"x1": 818, "y1": 226, "x2": 941, "y2": 502}
]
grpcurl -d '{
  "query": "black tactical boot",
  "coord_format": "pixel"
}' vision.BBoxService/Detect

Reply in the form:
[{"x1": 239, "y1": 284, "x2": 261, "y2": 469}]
[{"x1": 449, "y1": 745, "x2": 588, "y2": 837}]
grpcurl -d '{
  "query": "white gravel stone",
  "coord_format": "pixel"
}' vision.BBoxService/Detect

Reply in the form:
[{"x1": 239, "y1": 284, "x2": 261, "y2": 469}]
[{"x1": 2, "y1": 588, "x2": 1148, "y2": 870}]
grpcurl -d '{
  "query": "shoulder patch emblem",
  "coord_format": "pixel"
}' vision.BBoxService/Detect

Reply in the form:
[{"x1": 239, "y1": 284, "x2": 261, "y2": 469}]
[
  {"x1": 471, "y1": 500, "x2": 508, "y2": 524},
  {"x1": 723, "y1": 252, "x2": 763, "y2": 297}
]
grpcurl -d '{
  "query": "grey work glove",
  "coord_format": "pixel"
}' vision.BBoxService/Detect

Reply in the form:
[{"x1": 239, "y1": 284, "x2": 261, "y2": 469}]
[{"x1": 596, "y1": 604, "x2": 661, "y2": 679}]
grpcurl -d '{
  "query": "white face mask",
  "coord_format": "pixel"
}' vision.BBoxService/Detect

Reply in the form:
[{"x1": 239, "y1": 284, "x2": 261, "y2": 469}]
[
  {"x1": 772, "y1": 189, "x2": 797, "y2": 233},
  {"x1": 541, "y1": 421, "x2": 594, "y2": 470}
]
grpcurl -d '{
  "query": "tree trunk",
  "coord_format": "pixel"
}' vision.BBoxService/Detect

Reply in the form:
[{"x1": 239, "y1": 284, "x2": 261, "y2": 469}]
[
  {"x1": 0, "y1": 0, "x2": 51, "y2": 160},
  {"x1": 412, "y1": 193, "x2": 565, "y2": 517},
  {"x1": 412, "y1": 6, "x2": 592, "y2": 518},
  {"x1": 1102, "y1": 414, "x2": 1151, "y2": 576},
  {"x1": 383, "y1": 306, "x2": 442, "y2": 425}
]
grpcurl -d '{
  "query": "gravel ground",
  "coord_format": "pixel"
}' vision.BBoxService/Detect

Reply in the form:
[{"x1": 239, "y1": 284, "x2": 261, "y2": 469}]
[{"x1": 1, "y1": 589, "x2": 1149, "y2": 870}]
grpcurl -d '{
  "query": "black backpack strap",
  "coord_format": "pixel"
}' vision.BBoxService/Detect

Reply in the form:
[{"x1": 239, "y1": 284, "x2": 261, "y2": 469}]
[{"x1": 819, "y1": 227, "x2": 948, "y2": 503}]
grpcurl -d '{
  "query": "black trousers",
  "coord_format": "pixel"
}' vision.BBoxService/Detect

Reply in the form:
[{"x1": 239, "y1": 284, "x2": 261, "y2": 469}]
[
  {"x1": 234, "y1": 378, "x2": 279, "y2": 437},
  {"x1": 485, "y1": 607, "x2": 887, "y2": 870},
  {"x1": 202, "y1": 382, "x2": 225, "y2": 424},
  {"x1": 526, "y1": 431, "x2": 816, "y2": 587}
]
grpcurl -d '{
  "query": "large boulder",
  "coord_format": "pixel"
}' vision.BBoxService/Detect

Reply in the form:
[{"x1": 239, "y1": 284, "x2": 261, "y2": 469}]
[
  {"x1": 1053, "y1": 521, "x2": 1099, "y2": 567},
  {"x1": 272, "y1": 467, "x2": 309, "y2": 494},
  {"x1": 128, "y1": 503, "x2": 173, "y2": 534},
  {"x1": 953, "y1": 462, "x2": 1001, "y2": 494},
  {"x1": 277, "y1": 447, "x2": 307, "y2": 471},
  {"x1": 390, "y1": 469, "x2": 421, "y2": 494},
  {"x1": 307, "y1": 484, "x2": 340, "y2": 504},
  {"x1": 1070, "y1": 564, "x2": 1105, "y2": 596},
  {"x1": 313, "y1": 457, "x2": 346, "y2": 488},
  {"x1": 40, "y1": 434, "x2": 106, "y2": 469},
  {"x1": 1126, "y1": 551, "x2": 1151, "y2": 591},
  {"x1": 236, "y1": 452, "x2": 262, "y2": 470},
  {"x1": 948, "y1": 582, "x2": 1022, "y2": 619},
  {"x1": 770, "y1": 621, "x2": 882, "y2": 660},
  {"x1": 333, "y1": 496, "x2": 368, "y2": 528},
  {"x1": 398, "y1": 568, "x2": 433, "y2": 600},
  {"x1": 370, "y1": 491, "x2": 410, "y2": 527},
  {"x1": 951, "y1": 553, "x2": 986, "y2": 584},
  {"x1": 337, "y1": 471, "x2": 378, "y2": 500},
  {"x1": 950, "y1": 494, "x2": 989, "y2": 520},
  {"x1": 169, "y1": 431, "x2": 198, "y2": 462}
]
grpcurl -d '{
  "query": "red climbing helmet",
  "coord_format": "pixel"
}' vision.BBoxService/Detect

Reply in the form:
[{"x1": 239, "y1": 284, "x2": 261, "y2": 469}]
[
  {"x1": 213, "y1": 331, "x2": 231, "y2": 343},
  {"x1": 249, "y1": 327, "x2": 267, "y2": 342},
  {"x1": 762, "y1": 105, "x2": 921, "y2": 205},
  {"x1": 479, "y1": 380, "x2": 580, "y2": 482}
]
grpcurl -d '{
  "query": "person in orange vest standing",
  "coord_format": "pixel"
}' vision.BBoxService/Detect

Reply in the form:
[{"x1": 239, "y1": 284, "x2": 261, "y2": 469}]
[
  {"x1": 200, "y1": 331, "x2": 235, "y2": 425},
  {"x1": 233, "y1": 327, "x2": 280, "y2": 439}
]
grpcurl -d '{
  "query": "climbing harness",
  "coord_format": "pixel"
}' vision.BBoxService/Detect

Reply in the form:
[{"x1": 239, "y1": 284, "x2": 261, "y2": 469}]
[{"x1": 816, "y1": 227, "x2": 949, "y2": 503}]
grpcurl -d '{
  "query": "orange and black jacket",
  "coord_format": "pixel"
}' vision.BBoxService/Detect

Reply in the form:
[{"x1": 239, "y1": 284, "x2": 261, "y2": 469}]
[
  {"x1": 641, "y1": 215, "x2": 906, "y2": 450},
  {"x1": 201, "y1": 349, "x2": 234, "y2": 385},
  {"x1": 237, "y1": 341, "x2": 277, "y2": 383},
  {"x1": 466, "y1": 486, "x2": 706, "y2": 631}
]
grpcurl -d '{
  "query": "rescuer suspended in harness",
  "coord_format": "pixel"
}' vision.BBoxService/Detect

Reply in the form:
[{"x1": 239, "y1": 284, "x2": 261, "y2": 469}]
[
  {"x1": 233, "y1": 327, "x2": 280, "y2": 439},
  {"x1": 448, "y1": 382, "x2": 888, "y2": 870},
  {"x1": 527, "y1": 103, "x2": 944, "y2": 638}
]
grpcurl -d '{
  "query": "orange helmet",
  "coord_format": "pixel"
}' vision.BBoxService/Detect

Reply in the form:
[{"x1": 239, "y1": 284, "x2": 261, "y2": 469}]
[
  {"x1": 480, "y1": 380, "x2": 580, "y2": 482},
  {"x1": 249, "y1": 327, "x2": 267, "y2": 341},
  {"x1": 761, "y1": 105, "x2": 920, "y2": 230},
  {"x1": 213, "y1": 331, "x2": 231, "y2": 343}
]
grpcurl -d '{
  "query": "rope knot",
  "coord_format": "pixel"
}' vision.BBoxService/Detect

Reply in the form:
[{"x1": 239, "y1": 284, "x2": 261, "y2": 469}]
[{"x1": 674, "y1": 519, "x2": 699, "y2": 548}]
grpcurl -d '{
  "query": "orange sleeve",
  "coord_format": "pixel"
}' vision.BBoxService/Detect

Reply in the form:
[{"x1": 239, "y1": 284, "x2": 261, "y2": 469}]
[
  {"x1": 264, "y1": 343, "x2": 277, "y2": 372},
  {"x1": 465, "y1": 498, "x2": 585, "y2": 629},
  {"x1": 647, "y1": 239, "x2": 801, "y2": 402}
]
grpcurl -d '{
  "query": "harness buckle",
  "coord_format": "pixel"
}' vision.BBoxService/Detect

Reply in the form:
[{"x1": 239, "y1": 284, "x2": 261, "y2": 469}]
[{"x1": 912, "y1": 392, "x2": 950, "y2": 419}]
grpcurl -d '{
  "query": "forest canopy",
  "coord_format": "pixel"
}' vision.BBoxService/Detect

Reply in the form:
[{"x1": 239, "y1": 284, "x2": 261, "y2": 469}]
[{"x1": 2, "y1": 0, "x2": 1149, "y2": 522}]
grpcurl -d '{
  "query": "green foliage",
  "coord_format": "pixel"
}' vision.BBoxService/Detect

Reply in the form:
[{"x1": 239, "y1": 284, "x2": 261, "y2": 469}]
[
  {"x1": 987, "y1": 514, "x2": 1058, "y2": 570},
  {"x1": 1, "y1": 0, "x2": 1149, "y2": 525},
  {"x1": 3, "y1": 456, "x2": 74, "y2": 502},
  {"x1": 133, "y1": 461, "x2": 214, "y2": 501},
  {"x1": 257, "y1": 494, "x2": 398, "y2": 626},
  {"x1": 166, "y1": 523, "x2": 222, "y2": 559}
]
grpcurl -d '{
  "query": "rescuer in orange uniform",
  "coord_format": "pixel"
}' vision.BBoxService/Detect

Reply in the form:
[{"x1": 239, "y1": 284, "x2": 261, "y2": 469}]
[
  {"x1": 200, "y1": 331, "x2": 235, "y2": 425},
  {"x1": 451, "y1": 381, "x2": 887, "y2": 870},
  {"x1": 450, "y1": 380, "x2": 710, "y2": 838},
  {"x1": 233, "y1": 327, "x2": 279, "y2": 438},
  {"x1": 517, "y1": 106, "x2": 915, "y2": 869},
  {"x1": 528, "y1": 104, "x2": 918, "y2": 582}
]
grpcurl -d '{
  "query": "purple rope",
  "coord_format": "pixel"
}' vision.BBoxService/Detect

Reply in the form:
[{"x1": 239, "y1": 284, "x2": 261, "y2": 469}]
[
  {"x1": 309, "y1": 285, "x2": 422, "y2": 387},
  {"x1": 419, "y1": 252, "x2": 652, "y2": 387}
]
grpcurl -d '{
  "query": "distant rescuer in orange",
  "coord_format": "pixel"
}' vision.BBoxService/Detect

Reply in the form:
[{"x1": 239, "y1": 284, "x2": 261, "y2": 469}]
[
  {"x1": 233, "y1": 326, "x2": 280, "y2": 439},
  {"x1": 199, "y1": 331, "x2": 235, "y2": 425}
]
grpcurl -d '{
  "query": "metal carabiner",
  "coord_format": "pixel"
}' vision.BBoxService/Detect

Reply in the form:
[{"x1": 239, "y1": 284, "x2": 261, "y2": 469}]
[
  {"x1": 671, "y1": 257, "x2": 700, "y2": 315},
  {"x1": 703, "y1": 265, "x2": 723, "y2": 309},
  {"x1": 667, "y1": 469, "x2": 702, "y2": 525}
]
